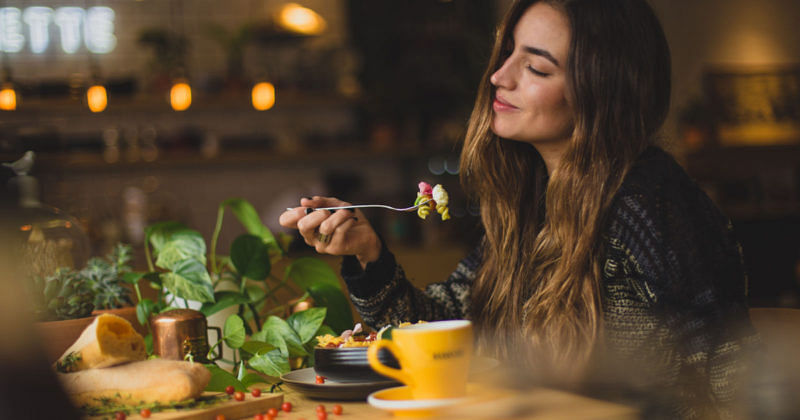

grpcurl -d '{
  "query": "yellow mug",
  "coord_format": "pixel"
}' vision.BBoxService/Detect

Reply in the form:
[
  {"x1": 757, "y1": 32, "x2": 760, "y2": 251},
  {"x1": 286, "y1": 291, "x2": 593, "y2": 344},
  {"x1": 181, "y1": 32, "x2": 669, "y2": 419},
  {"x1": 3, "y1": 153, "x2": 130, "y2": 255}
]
[{"x1": 367, "y1": 320, "x2": 473, "y2": 400}]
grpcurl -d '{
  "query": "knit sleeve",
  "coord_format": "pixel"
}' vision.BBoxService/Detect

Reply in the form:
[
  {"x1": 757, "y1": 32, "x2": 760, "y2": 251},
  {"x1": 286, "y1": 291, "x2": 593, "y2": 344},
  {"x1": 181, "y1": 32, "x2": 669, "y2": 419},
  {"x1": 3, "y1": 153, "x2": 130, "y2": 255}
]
[
  {"x1": 608, "y1": 186, "x2": 758, "y2": 418},
  {"x1": 340, "y1": 241, "x2": 480, "y2": 330}
]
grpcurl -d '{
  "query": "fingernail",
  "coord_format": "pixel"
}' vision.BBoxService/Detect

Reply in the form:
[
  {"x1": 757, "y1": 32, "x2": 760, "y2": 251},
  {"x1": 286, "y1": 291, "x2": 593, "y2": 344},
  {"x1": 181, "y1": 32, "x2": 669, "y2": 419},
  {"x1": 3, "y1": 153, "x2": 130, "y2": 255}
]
[
  {"x1": 302, "y1": 196, "x2": 312, "y2": 200},
  {"x1": 305, "y1": 208, "x2": 314, "y2": 215}
]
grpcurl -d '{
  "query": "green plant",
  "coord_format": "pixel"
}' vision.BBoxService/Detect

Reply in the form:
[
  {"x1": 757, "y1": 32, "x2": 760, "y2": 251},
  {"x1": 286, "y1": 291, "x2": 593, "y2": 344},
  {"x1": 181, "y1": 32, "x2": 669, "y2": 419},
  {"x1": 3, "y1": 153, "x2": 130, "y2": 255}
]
[
  {"x1": 84, "y1": 243, "x2": 135, "y2": 310},
  {"x1": 29, "y1": 243, "x2": 135, "y2": 321},
  {"x1": 35, "y1": 267, "x2": 95, "y2": 321},
  {"x1": 132, "y1": 198, "x2": 354, "y2": 390}
]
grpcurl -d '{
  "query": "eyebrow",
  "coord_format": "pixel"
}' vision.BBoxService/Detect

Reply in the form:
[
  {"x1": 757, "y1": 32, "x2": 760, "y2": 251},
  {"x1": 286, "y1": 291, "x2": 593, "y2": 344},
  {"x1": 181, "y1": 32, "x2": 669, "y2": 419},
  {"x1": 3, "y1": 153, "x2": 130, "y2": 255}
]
[{"x1": 522, "y1": 45, "x2": 560, "y2": 67}]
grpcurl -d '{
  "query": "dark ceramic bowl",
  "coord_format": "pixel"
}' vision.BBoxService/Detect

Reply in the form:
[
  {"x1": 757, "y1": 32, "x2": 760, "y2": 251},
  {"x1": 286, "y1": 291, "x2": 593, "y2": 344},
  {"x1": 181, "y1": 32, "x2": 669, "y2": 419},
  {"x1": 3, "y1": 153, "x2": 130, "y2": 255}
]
[{"x1": 313, "y1": 346, "x2": 400, "y2": 383}]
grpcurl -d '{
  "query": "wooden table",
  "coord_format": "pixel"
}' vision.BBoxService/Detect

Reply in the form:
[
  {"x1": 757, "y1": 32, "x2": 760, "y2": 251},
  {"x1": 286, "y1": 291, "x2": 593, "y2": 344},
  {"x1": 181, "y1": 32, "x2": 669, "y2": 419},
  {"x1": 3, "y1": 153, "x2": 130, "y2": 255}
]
[{"x1": 277, "y1": 386, "x2": 638, "y2": 420}]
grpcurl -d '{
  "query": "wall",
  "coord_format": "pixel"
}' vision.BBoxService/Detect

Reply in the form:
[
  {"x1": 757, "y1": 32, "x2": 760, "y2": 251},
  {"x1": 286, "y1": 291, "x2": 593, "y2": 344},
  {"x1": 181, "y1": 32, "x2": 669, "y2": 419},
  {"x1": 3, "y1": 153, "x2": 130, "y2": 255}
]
[
  {"x1": 650, "y1": 0, "x2": 800, "y2": 151},
  {"x1": 3, "y1": 0, "x2": 349, "y2": 82}
]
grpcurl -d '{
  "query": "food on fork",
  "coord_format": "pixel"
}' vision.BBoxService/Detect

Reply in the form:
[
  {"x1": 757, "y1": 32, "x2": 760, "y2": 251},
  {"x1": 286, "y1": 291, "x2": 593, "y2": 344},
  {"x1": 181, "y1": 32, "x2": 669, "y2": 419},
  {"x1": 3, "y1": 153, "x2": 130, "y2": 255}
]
[
  {"x1": 415, "y1": 182, "x2": 450, "y2": 221},
  {"x1": 55, "y1": 313, "x2": 146, "y2": 373}
]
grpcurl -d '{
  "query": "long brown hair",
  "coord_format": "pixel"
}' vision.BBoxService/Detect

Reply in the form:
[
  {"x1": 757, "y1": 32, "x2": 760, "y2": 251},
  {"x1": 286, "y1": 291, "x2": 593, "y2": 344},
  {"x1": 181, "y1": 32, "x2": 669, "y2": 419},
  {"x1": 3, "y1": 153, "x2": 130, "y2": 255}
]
[{"x1": 461, "y1": 0, "x2": 671, "y2": 378}]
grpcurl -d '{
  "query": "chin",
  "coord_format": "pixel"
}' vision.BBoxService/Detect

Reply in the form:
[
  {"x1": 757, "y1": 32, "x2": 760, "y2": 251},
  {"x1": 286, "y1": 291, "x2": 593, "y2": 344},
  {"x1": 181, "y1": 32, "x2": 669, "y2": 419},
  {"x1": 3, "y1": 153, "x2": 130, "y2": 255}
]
[{"x1": 490, "y1": 123, "x2": 516, "y2": 141}]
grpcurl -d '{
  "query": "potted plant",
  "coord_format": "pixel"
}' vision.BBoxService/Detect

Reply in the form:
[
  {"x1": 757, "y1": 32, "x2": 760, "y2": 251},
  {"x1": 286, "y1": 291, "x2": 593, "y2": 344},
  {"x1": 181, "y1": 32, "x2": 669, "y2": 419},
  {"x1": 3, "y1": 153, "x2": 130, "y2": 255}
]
[
  {"x1": 31, "y1": 243, "x2": 141, "y2": 362},
  {"x1": 132, "y1": 198, "x2": 354, "y2": 391}
]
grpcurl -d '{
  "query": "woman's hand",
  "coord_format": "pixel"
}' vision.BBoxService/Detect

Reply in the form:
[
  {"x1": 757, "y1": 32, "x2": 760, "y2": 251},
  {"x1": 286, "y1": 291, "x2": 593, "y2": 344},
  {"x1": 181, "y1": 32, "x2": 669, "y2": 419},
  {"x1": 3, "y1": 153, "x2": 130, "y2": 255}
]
[{"x1": 278, "y1": 196, "x2": 381, "y2": 267}]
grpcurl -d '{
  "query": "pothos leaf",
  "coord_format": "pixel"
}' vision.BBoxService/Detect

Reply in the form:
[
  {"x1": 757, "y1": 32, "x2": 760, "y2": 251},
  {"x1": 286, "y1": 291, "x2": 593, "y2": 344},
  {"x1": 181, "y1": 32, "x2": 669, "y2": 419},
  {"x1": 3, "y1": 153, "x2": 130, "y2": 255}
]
[
  {"x1": 161, "y1": 259, "x2": 215, "y2": 303},
  {"x1": 240, "y1": 372, "x2": 277, "y2": 388},
  {"x1": 204, "y1": 364, "x2": 247, "y2": 392},
  {"x1": 237, "y1": 361, "x2": 246, "y2": 381},
  {"x1": 219, "y1": 198, "x2": 281, "y2": 255},
  {"x1": 286, "y1": 307, "x2": 327, "y2": 344},
  {"x1": 230, "y1": 234, "x2": 270, "y2": 281},
  {"x1": 145, "y1": 221, "x2": 189, "y2": 254},
  {"x1": 248, "y1": 349, "x2": 291, "y2": 377},
  {"x1": 307, "y1": 283, "x2": 354, "y2": 334},
  {"x1": 136, "y1": 298, "x2": 156, "y2": 326},
  {"x1": 251, "y1": 325, "x2": 288, "y2": 357},
  {"x1": 223, "y1": 314, "x2": 246, "y2": 349},
  {"x1": 155, "y1": 231, "x2": 207, "y2": 270},
  {"x1": 245, "y1": 284, "x2": 266, "y2": 303},
  {"x1": 261, "y1": 315, "x2": 308, "y2": 357},
  {"x1": 200, "y1": 291, "x2": 250, "y2": 317},
  {"x1": 284, "y1": 257, "x2": 341, "y2": 290},
  {"x1": 240, "y1": 340, "x2": 276, "y2": 356}
]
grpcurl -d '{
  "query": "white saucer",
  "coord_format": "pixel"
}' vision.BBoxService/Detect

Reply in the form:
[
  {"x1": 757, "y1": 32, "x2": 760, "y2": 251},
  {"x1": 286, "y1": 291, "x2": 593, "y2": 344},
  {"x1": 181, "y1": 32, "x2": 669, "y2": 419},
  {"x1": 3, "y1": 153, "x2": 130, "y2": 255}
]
[{"x1": 367, "y1": 385, "x2": 480, "y2": 417}]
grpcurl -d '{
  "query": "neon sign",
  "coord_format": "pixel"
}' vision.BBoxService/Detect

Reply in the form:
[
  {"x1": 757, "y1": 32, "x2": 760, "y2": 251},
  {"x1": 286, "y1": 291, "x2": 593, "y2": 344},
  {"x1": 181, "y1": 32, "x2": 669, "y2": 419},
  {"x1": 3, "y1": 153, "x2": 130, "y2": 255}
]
[{"x1": 0, "y1": 6, "x2": 116, "y2": 54}]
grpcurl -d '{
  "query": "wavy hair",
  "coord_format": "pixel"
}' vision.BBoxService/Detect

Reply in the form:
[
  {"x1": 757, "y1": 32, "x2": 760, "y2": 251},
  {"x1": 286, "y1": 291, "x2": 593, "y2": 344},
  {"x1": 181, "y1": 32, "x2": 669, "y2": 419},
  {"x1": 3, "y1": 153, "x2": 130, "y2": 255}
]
[{"x1": 461, "y1": 0, "x2": 671, "y2": 378}]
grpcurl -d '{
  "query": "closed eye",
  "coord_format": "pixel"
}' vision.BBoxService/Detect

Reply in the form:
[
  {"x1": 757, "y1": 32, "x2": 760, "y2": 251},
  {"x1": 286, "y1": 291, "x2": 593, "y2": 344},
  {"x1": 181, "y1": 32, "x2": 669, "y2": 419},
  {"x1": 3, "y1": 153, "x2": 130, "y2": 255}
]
[{"x1": 527, "y1": 65, "x2": 550, "y2": 77}]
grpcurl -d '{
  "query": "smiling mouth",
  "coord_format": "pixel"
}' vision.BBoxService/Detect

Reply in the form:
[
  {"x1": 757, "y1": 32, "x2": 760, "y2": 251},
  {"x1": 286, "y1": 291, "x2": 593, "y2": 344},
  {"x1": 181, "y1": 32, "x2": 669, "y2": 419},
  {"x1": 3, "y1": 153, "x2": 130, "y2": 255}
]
[{"x1": 492, "y1": 96, "x2": 518, "y2": 112}]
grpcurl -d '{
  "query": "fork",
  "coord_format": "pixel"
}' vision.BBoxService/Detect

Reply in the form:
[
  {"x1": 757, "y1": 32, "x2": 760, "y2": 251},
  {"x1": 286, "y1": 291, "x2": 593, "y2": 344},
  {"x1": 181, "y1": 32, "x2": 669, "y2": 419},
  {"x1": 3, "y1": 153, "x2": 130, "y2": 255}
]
[{"x1": 286, "y1": 199, "x2": 431, "y2": 213}]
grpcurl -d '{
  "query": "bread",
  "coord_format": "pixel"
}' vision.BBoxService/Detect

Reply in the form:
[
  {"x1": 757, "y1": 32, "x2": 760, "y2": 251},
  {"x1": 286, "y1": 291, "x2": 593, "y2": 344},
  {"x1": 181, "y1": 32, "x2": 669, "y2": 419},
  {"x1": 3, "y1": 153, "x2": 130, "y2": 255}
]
[
  {"x1": 55, "y1": 313, "x2": 146, "y2": 373},
  {"x1": 58, "y1": 359, "x2": 211, "y2": 406}
]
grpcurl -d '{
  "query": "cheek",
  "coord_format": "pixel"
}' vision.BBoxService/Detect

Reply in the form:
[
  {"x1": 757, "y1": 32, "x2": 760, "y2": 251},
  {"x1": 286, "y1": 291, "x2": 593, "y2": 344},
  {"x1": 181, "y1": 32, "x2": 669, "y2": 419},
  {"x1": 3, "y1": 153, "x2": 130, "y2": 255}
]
[{"x1": 537, "y1": 86, "x2": 572, "y2": 127}]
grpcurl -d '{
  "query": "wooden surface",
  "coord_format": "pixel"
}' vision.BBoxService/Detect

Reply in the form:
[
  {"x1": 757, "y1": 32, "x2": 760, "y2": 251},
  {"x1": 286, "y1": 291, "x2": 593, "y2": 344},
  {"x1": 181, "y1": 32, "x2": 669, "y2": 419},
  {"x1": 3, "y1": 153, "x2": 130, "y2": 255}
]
[
  {"x1": 272, "y1": 386, "x2": 638, "y2": 420},
  {"x1": 81, "y1": 385, "x2": 636, "y2": 419},
  {"x1": 121, "y1": 392, "x2": 283, "y2": 420}
]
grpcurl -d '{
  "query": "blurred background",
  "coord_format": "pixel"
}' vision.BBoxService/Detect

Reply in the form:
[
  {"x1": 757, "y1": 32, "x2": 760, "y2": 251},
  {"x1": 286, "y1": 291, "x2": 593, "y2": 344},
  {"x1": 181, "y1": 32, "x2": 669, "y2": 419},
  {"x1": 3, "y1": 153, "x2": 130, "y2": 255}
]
[{"x1": 0, "y1": 0, "x2": 798, "y2": 308}]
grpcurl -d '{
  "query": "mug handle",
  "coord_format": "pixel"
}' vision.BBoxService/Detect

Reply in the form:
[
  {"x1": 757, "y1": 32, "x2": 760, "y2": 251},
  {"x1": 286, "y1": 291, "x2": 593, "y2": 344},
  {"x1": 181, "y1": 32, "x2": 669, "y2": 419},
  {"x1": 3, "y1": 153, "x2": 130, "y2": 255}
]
[
  {"x1": 208, "y1": 326, "x2": 223, "y2": 361},
  {"x1": 367, "y1": 340, "x2": 414, "y2": 387}
]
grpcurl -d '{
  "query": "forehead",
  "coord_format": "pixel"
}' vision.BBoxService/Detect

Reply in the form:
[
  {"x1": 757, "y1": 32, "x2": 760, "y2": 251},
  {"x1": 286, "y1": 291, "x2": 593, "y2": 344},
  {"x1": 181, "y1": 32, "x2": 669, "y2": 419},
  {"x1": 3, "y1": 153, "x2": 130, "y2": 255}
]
[{"x1": 513, "y1": 2, "x2": 570, "y2": 60}]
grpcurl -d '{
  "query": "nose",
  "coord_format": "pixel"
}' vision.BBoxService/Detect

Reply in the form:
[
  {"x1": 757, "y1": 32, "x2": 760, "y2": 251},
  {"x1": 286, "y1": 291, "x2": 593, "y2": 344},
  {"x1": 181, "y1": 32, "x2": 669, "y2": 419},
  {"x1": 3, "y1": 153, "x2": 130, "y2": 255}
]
[{"x1": 490, "y1": 56, "x2": 515, "y2": 90}]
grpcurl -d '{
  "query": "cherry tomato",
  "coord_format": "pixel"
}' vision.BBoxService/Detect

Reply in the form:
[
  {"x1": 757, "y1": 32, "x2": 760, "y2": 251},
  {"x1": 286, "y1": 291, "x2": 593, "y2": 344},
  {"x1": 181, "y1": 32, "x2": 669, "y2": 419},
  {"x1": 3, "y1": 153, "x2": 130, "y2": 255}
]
[
  {"x1": 281, "y1": 401, "x2": 293, "y2": 412},
  {"x1": 251, "y1": 388, "x2": 262, "y2": 397},
  {"x1": 139, "y1": 408, "x2": 152, "y2": 418},
  {"x1": 332, "y1": 404, "x2": 343, "y2": 415},
  {"x1": 317, "y1": 411, "x2": 328, "y2": 420},
  {"x1": 115, "y1": 412, "x2": 126, "y2": 420},
  {"x1": 216, "y1": 415, "x2": 226, "y2": 420},
  {"x1": 315, "y1": 375, "x2": 326, "y2": 384},
  {"x1": 234, "y1": 391, "x2": 245, "y2": 401},
  {"x1": 267, "y1": 407, "x2": 279, "y2": 417},
  {"x1": 316, "y1": 404, "x2": 326, "y2": 413},
  {"x1": 254, "y1": 414, "x2": 264, "y2": 420},
  {"x1": 225, "y1": 385, "x2": 235, "y2": 395}
]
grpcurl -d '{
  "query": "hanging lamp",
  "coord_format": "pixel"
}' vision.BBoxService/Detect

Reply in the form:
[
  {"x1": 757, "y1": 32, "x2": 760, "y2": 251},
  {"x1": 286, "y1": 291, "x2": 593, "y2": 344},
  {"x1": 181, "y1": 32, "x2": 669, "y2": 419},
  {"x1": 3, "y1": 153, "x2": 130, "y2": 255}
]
[{"x1": 251, "y1": 81, "x2": 275, "y2": 111}]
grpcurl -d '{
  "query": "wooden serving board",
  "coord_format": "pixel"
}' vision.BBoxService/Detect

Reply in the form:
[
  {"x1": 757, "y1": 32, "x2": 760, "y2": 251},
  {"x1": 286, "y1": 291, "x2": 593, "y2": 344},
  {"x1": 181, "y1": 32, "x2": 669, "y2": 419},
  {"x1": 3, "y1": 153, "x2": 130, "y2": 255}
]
[{"x1": 119, "y1": 392, "x2": 283, "y2": 420}]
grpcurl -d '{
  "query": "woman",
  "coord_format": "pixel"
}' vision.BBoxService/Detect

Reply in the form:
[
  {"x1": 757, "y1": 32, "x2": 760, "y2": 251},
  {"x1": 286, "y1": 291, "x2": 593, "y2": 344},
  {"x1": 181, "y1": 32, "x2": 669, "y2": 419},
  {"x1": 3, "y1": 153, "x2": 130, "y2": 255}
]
[{"x1": 280, "y1": 0, "x2": 757, "y2": 417}]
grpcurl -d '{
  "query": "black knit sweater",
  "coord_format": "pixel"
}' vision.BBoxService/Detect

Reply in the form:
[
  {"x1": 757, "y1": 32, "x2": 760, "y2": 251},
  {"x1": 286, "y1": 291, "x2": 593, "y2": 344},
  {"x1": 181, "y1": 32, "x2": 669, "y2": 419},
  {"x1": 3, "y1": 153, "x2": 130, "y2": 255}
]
[{"x1": 340, "y1": 147, "x2": 758, "y2": 419}]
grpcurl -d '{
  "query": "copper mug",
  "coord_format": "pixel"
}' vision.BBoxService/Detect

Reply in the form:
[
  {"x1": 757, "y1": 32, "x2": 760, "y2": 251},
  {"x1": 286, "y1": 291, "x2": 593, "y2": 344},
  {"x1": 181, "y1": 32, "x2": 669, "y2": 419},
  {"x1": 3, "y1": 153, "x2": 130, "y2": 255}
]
[{"x1": 151, "y1": 309, "x2": 222, "y2": 363}]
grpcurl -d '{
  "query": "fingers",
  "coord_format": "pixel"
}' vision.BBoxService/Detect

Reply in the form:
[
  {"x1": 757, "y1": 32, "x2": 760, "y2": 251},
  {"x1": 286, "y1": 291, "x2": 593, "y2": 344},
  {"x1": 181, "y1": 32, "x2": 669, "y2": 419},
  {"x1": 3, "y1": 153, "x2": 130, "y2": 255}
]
[
  {"x1": 296, "y1": 209, "x2": 330, "y2": 246},
  {"x1": 278, "y1": 206, "x2": 308, "y2": 229},
  {"x1": 304, "y1": 196, "x2": 351, "y2": 209},
  {"x1": 279, "y1": 196, "x2": 349, "y2": 229},
  {"x1": 317, "y1": 217, "x2": 358, "y2": 254},
  {"x1": 318, "y1": 207, "x2": 357, "y2": 237},
  {"x1": 280, "y1": 196, "x2": 360, "y2": 253}
]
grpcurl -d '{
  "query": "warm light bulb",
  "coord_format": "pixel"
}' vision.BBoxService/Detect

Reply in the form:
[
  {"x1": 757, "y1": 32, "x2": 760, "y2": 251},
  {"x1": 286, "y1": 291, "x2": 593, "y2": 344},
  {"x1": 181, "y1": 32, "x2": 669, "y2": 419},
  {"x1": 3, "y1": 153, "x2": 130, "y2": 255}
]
[
  {"x1": 170, "y1": 81, "x2": 191, "y2": 111},
  {"x1": 0, "y1": 85, "x2": 17, "y2": 111},
  {"x1": 86, "y1": 84, "x2": 107, "y2": 112},
  {"x1": 251, "y1": 82, "x2": 275, "y2": 111},
  {"x1": 278, "y1": 3, "x2": 326, "y2": 35}
]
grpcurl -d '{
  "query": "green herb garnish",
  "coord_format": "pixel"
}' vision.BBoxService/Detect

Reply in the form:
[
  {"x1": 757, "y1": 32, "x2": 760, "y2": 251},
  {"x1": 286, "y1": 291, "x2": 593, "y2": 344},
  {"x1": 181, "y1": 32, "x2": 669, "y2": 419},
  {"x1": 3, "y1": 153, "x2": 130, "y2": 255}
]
[
  {"x1": 81, "y1": 394, "x2": 228, "y2": 418},
  {"x1": 56, "y1": 351, "x2": 82, "y2": 373}
]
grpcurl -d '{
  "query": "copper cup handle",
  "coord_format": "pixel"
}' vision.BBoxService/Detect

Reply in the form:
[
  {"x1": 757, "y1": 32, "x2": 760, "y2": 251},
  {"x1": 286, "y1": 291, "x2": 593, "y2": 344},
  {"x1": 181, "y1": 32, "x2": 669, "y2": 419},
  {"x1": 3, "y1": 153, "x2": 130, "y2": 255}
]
[{"x1": 208, "y1": 326, "x2": 223, "y2": 361}]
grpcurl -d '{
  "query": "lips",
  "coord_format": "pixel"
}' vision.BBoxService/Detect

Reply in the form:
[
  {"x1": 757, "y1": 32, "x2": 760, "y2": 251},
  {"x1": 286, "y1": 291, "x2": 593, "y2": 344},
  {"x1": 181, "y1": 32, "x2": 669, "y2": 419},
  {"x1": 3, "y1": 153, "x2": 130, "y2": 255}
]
[{"x1": 492, "y1": 95, "x2": 518, "y2": 112}]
